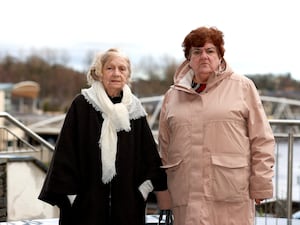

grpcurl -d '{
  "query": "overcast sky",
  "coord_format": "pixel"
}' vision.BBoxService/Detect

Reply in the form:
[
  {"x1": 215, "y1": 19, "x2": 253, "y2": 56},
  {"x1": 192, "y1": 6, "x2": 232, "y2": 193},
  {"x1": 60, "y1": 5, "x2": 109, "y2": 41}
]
[{"x1": 1, "y1": 0, "x2": 299, "y2": 80}]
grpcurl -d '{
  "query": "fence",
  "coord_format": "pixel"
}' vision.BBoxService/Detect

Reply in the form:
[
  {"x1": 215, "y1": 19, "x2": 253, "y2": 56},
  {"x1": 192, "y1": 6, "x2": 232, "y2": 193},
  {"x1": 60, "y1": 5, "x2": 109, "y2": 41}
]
[
  {"x1": 0, "y1": 112, "x2": 300, "y2": 224},
  {"x1": 256, "y1": 119, "x2": 300, "y2": 224}
]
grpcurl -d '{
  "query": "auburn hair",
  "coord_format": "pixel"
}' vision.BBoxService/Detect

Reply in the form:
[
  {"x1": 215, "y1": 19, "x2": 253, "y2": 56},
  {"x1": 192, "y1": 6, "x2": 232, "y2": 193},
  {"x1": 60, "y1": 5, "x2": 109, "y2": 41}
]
[{"x1": 182, "y1": 26, "x2": 225, "y2": 59}]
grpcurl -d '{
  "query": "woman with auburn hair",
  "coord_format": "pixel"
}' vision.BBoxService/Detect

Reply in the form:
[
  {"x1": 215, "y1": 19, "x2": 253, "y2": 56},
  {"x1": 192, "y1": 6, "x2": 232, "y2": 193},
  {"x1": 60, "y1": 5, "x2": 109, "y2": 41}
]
[{"x1": 158, "y1": 26, "x2": 275, "y2": 225}]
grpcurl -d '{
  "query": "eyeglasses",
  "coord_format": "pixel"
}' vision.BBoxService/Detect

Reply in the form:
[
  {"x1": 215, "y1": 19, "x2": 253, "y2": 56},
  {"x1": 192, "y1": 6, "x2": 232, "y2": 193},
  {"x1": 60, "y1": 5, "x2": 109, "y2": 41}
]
[{"x1": 190, "y1": 47, "x2": 218, "y2": 57}]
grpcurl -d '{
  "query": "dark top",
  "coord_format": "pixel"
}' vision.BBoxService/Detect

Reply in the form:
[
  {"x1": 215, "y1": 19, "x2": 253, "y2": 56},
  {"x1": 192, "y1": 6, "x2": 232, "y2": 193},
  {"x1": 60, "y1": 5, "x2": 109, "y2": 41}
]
[{"x1": 38, "y1": 94, "x2": 167, "y2": 225}]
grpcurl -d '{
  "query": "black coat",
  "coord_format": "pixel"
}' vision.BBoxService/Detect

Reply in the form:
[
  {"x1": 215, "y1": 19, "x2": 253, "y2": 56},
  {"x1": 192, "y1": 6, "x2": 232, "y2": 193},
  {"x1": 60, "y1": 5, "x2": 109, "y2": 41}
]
[{"x1": 38, "y1": 94, "x2": 167, "y2": 225}]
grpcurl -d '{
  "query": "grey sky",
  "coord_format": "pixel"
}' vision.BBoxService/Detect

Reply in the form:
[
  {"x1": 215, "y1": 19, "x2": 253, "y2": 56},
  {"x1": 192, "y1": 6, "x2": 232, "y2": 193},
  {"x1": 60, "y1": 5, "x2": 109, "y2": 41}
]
[{"x1": 1, "y1": 0, "x2": 299, "y2": 80}]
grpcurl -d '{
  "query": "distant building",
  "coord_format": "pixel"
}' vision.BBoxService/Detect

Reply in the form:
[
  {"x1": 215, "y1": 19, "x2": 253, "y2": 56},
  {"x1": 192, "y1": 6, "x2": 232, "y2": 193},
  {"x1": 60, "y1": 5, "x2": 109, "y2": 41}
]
[
  {"x1": 0, "y1": 81, "x2": 63, "y2": 145},
  {"x1": 0, "y1": 81, "x2": 40, "y2": 115},
  {"x1": 0, "y1": 83, "x2": 14, "y2": 113}
]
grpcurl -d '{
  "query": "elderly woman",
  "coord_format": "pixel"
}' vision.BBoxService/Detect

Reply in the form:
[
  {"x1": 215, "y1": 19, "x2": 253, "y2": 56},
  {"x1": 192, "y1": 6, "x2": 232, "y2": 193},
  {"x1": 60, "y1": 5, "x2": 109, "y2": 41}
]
[
  {"x1": 39, "y1": 48, "x2": 170, "y2": 225},
  {"x1": 158, "y1": 26, "x2": 275, "y2": 225}
]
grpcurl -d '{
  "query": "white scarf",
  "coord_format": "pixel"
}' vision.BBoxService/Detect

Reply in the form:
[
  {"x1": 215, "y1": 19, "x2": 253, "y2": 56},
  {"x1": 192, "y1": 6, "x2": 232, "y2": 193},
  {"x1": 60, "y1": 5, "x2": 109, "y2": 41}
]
[{"x1": 81, "y1": 82, "x2": 147, "y2": 183}]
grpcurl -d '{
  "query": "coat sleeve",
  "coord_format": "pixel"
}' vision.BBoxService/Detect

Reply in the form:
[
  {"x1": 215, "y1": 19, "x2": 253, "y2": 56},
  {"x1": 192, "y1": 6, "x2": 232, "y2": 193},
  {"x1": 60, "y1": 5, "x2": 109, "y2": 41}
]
[
  {"x1": 140, "y1": 116, "x2": 168, "y2": 192},
  {"x1": 158, "y1": 91, "x2": 171, "y2": 166},
  {"x1": 245, "y1": 80, "x2": 275, "y2": 200},
  {"x1": 38, "y1": 97, "x2": 81, "y2": 207}
]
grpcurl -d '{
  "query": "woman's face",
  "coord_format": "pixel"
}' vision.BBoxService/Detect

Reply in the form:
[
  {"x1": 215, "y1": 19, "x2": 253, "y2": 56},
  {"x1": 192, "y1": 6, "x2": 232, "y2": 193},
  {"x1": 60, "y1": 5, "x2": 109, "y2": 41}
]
[
  {"x1": 101, "y1": 56, "x2": 130, "y2": 97},
  {"x1": 189, "y1": 42, "x2": 220, "y2": 83}
]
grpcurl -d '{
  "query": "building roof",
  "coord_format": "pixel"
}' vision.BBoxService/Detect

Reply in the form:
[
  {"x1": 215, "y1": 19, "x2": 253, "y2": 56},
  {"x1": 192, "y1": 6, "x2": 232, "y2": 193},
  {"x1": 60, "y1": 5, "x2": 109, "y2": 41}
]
[
  {"x1": 11, "y1": 81, "x2": 40, "y2": 98},
  {"x1": 0, "y1": 83, "x2": 14, "y2": 90}
]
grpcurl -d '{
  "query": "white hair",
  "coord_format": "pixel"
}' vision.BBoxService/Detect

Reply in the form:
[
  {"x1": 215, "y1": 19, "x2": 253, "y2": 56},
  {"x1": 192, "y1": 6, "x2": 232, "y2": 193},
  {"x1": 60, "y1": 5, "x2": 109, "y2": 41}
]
[{"x1": 86, "y1": 48, "x2": 131, "y2": 86}]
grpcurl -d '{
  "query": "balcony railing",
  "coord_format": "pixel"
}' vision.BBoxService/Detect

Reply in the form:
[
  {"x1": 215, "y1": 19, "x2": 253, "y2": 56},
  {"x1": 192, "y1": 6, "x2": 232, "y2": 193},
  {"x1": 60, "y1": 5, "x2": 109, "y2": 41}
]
[
  {"x1": 0, "y1": 112, "x2": 54, "y2": 163},
  {"x1": 0, "y1": 112, "x2": 300, "y2": 223}
]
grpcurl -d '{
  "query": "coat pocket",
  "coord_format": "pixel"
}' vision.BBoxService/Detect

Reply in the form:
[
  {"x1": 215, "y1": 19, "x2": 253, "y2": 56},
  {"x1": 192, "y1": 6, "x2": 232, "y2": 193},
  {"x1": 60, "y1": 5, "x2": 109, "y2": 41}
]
[
  {"x1": 163, "y1": 159, "x2": 188, "y2": 207},
  {"x1": 211, "y1": 154, "x2": 250, "y2": 202}
]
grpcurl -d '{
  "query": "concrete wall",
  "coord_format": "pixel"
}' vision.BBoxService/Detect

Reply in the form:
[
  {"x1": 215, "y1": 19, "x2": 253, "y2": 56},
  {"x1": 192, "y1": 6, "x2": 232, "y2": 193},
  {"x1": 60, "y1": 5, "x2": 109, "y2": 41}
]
[{"x1": 5, "y1": 158, "x2": 58, "y2": 221}]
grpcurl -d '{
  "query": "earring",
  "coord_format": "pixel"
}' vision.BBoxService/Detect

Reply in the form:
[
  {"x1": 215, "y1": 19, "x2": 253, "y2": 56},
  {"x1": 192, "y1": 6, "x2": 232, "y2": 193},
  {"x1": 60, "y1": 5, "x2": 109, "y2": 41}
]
[{"x1": 218, "y1": 59, "x2": 226, "y2": 74}]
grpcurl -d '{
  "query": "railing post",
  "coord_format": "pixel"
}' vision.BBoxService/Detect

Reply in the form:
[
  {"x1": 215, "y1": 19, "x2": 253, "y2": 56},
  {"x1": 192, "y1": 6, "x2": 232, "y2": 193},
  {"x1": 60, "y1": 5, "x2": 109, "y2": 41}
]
[{"x1": 287, "y1": 131, "x2": 294, "y2": 223}]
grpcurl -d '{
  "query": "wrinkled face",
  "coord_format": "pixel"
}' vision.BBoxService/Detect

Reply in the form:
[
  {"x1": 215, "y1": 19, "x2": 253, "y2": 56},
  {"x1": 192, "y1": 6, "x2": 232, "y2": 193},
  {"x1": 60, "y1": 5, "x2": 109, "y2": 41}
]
[
  {"x1": 101, "y1": 56, "x2": 130, "y2": 97},
  {"x1": 189, "y1": 42, "x2": 220, "y2": 82}
]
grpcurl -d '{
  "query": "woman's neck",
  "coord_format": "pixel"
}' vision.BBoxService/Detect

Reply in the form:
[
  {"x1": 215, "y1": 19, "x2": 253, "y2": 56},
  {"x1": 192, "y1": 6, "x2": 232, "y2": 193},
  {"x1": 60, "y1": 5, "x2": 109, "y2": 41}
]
[
  {"x1": 193, "y1": 75, "x2": 209, "y2": 84},
  {"x1": 107, "y1": 91, "x2": 123, "y2": 103},
  {"x1": 106, "y1": 89, "x2": 122, "y2": 98}
]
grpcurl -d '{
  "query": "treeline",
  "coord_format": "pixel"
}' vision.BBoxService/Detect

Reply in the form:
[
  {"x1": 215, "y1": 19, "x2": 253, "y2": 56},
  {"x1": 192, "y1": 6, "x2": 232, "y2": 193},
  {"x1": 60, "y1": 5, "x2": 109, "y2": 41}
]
[
  {"x1": 245, "y1": 73, "x2": 300, "y2": 100},
  {"x1": 0, "y1": 53, "x2": 299, "y2": 112},
  {"x1": 0, "y1": 54, "x2": 88, "y2": 111}
]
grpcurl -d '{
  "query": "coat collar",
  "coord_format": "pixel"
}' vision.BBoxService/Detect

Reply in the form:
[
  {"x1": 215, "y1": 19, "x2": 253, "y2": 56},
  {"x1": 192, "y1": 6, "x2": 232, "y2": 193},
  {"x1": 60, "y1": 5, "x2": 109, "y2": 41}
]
[{"x1": 172, "y1": 59, "x2": 234, "y2": 93}]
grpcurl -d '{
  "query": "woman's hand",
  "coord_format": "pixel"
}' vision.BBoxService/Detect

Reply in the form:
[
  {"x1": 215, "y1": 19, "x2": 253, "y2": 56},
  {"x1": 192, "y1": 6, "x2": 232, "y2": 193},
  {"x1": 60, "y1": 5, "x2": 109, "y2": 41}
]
[
  {"x1": 155, "y1": 190, "x2": 172, "y2": 210},
  {"x1": 255, "y1": 199, "x2": 265, "y2": 205}
]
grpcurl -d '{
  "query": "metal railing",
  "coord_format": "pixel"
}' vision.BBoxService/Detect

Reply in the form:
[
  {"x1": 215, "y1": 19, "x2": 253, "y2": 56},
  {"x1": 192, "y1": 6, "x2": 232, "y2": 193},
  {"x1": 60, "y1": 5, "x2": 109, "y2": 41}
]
[
  {"x1": 0, "y1": 112, "x2": 54, "y2": 163},
  {"x1": 0, "y1": 112, "x2": 54, "y2": 152},
  {"x1": 0, "y1": 112, "x2": 299, "y2": 222},
  {"x1": 0, "y1": 126, "x2": 39, "y2": 152},
  {"x1": 264, "y1": 119, "x2": 300, "y2": 223}
]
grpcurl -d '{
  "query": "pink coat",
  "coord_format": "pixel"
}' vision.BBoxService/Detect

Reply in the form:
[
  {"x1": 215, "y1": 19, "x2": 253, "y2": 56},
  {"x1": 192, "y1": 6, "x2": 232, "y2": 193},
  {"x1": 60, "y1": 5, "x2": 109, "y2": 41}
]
[{"x1": 158, "y1": 60, "x2": 275, "y2": 225}]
